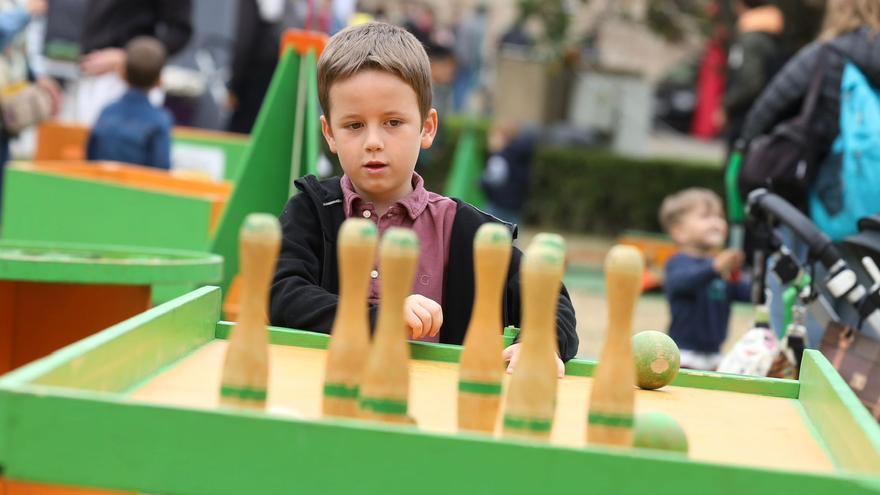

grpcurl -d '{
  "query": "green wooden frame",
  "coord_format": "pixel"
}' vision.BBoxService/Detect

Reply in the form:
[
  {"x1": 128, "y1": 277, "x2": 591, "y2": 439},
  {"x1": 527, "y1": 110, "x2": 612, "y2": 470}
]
[
  {"x1": 2, "y1": 287, "x2": 880, "y2": 494},
  {"x1": 0, "y1": 240, "x2": 222, "y2": 285}
]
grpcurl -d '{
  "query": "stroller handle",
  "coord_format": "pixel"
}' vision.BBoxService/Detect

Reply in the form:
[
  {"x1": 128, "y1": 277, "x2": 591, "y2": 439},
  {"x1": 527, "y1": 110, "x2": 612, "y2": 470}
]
[{"x1": 746, "y1": 189, "x2": 842, "y2": 269}]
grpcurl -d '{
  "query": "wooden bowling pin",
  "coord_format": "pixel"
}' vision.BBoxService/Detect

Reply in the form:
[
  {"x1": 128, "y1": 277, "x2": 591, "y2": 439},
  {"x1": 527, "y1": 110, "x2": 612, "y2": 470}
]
[
  {"x1": 359, "y1": 228, "x2": 419, "y2": 424},
  {"x1": 219, "y1": 213, "x2": 281, "y2": 409},
  {"x1": 323, "y1": 219, "x2": 378, "y2": 418},
  {"x1": 458, "y1": 223, "x2": 512, "y2": 433},
  {"x1": 587, "y1": 245, "x2": 645, "y2": 447},
  {"x1": 532, "y1": 232, "x2": 565, "y2": 253},
  {"x1": 502, "y1": 242, "x2": 566, "y2": 440}
]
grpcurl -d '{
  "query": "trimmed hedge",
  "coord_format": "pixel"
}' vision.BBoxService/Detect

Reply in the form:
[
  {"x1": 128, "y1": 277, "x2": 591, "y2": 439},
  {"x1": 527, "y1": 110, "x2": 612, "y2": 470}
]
[{"x1": 524, "y1": 147, "x2": 723, "y2": 234}]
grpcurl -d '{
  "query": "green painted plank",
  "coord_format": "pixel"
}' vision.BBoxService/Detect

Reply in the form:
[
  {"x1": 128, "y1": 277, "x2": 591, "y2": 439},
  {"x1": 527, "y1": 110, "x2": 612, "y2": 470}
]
[
  {"x1": 0, "y1": 240, "x2": 221, "y2": 285},
  {"x1": 302, "y1": 48, "x2": 320, "y2": 177},
  {"x1": 0, "y1": 286, "x2": 220, "y2": 392},
  {"x1": 2, "y1": 168, "x2": 214, "y2": 251},
  {"x1": 172, "y1": 133, "x2": 249, "y2": 182},
  {"x1": 800, "y1": 350, "x2": 880, "y2": 473},
  {"x1": 1, "y1": 389, "x2": 879, "y2": 494},
  {"x1": 210, "y1": 48, "x2": 302, "y2": 294}
]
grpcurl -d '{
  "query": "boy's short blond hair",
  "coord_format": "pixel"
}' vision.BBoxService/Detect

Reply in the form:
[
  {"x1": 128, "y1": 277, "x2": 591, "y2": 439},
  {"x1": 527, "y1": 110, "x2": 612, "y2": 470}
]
[
  {"x1": 317, "y1": 22, "x2": 432, "y2": 122},
  {"x1": 659, "y1": 188, "x2": 724, "y2": 232}
]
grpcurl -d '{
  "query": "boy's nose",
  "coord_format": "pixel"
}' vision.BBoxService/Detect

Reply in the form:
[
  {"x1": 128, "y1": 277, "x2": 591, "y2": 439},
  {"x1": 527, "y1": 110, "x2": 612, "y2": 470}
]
[{"x1": 364, "y1": 128, "x2": 384, "y2": 152}]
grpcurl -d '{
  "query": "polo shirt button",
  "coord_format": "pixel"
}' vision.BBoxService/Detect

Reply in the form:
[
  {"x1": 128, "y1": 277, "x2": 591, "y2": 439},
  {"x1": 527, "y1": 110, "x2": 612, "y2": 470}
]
[
  {"x1": 363, "y1": 210, "x2": 372, "y2": 218},
  {"x1": 370, "y1": 270, "x2": 379, "y2": 279}
]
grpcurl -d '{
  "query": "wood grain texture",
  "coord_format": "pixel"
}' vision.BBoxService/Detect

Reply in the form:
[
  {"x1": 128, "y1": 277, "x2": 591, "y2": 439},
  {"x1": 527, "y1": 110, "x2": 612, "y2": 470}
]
[{"x1": 131, "y1": 341, "x2": 834, "y2": 473}]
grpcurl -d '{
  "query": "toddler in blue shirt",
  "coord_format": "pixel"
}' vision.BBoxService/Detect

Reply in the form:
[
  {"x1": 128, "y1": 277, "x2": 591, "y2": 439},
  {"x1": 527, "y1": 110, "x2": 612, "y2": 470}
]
[
  {"x1": 660, "y1": 188, "x2": 751, "y2": 370},
  {"x1": 87, "y1": 36, "x2": 172, "y2": 170}
]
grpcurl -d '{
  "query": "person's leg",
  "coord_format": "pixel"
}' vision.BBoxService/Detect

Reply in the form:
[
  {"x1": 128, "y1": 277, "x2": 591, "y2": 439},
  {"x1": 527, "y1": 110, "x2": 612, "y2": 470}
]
[
  {"x1": 452, "y1": 65, "x2": 475, "y2": 113},
  {"x1": 0, "y1": 132, "x2": 10, "y2": 219}
]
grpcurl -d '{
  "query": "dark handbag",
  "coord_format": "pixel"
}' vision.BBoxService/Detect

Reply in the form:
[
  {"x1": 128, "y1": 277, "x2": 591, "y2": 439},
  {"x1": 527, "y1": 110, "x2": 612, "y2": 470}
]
[
  {"x1": 819, "y1": 321, "x2": 880, "y2": 419},
  {"x1": 738, "y1": 47, "x2": 830, "y2": 207}
]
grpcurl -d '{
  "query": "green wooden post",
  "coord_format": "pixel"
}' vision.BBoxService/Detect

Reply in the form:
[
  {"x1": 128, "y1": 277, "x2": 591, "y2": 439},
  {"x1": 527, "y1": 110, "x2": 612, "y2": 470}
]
[
  {"x1": 443, "y1": 124, "x2": 486, "y2": 207},
  {"x1": 303, "y1": 49, "x2": 321, "y2": 177},
  {"x1": 209, "y1": 48, "x2": 302, "y2": 293}
]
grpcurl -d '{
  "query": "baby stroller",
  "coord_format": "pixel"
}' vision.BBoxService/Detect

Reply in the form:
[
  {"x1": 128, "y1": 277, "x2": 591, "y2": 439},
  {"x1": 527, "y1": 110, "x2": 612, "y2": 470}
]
[{"x1": 741, "y1": 189, "x2": 880, "y2": 416}]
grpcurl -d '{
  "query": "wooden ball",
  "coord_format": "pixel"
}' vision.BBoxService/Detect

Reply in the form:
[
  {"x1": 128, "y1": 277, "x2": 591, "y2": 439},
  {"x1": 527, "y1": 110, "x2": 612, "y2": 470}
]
[
  {"x1": 633, "y1": 330, "x2": 680, "y2": 390},
  {"x1": 633, "y1": 412, "x2": 688, "y2": 454}
]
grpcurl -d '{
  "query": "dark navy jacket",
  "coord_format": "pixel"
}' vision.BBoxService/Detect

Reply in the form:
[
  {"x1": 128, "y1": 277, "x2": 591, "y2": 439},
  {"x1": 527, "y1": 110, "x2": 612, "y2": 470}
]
[
  {"x1": 664, "y1": 253, "x2": 751, "y2": 353},
  {"x1": 87, "y1": 89, "x2": 173, "y2": 170}
]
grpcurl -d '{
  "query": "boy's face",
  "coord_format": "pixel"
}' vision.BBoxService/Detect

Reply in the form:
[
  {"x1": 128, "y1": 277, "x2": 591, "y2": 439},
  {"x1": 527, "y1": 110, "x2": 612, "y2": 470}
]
[
  {"x1": 670, "y1": 203, "x2": 728, "y2": 252},
  {"x1": 320, "y1": 69, "x2": 437, "y2": 207}
]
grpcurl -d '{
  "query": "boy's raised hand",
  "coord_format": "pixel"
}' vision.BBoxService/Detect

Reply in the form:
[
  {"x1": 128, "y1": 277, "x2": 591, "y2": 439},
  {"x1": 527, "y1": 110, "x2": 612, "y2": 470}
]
[
  {"x1": 502, "y1": 343, "x2": 565, "y2": 378},
  {"x1": 713, "y1": 249, "x2": 745, "y2": 280},
  {"x1": 404, "y1": 294, "x2": 443, "y2": 340}
]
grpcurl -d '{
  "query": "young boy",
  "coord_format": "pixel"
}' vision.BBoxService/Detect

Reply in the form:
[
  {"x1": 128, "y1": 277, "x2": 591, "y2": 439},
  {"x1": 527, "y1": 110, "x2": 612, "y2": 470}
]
[
  {"x1": 270, "y1": 22, "x2": 578, "y2": 373},
  {"x1": 659, "y1": 188, "x2": 750, "y2": 370},
  {"x1": 86, "y1": 36, "x2": 172, "y2": 170}
]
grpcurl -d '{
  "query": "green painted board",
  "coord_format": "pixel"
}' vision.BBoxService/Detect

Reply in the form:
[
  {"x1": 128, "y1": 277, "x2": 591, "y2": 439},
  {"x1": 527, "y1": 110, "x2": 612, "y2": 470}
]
[
  {"x1": 209, "y1": 48, "x2": 302, "y2": 294},
  {"x1": 2, "y1": 288, "x2": 880, "y2": 494},
  {"x1": 172, "y1": 133, "x2": 249, "y2": 182},
  {"x1": 1, "y1": 167, "x2": 215, "y2": 251},
  {"x1": 800, "y1": 350, "x2": 880, "y2": 473},
  {"x1": 2, "y1": 390, "x2": 880, "y2": 495},
  {"x1": 0, "y1": 239, "x2": 221, "y2": 285}
]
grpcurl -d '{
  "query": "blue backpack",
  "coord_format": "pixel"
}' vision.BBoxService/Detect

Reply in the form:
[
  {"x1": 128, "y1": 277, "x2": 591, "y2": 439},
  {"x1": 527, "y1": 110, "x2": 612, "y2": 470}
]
[{"x1": 810, "y1": 62, "x2": 880, "y2": 241}]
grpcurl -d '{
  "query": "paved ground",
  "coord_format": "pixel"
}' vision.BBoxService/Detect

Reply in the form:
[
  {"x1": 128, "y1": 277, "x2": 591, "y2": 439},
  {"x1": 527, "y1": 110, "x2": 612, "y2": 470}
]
[{"x1": 519, "y1": 229, "x2": 753, "y2": 360}]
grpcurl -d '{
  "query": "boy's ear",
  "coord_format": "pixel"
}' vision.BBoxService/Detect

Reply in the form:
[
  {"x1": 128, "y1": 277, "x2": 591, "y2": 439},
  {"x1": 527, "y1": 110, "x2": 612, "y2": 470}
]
[
  {"x1": 320, "y1": 115, "x2": 337, "y2": 154},
  {"x1": 420, "y1": 108, "x2": 438, "y2": 149}
]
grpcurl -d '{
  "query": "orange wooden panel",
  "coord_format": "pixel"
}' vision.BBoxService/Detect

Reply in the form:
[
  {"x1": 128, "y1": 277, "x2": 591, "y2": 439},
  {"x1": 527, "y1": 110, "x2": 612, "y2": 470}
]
[
  {"x1": 4, "y1": 282, "x2": 150, "y2": 373},
  {"x1": 0, "y1": 281, "x2": 13, "y2": 372},
  {"x1": 34, "y1": 121, "x2": 89, "y2": 161},
  {"x1": 280, "y1": 29, "x2": 327, "y2": 57},
  {"x1": 619, "y1": 235, "x2": 679, "y2": 269},
  {"x1": 36, "y1": 122, "x2": 249, "y2": 163},
  {"x1": 1, "y1": 478, "x2": 131, "y2": 495}
]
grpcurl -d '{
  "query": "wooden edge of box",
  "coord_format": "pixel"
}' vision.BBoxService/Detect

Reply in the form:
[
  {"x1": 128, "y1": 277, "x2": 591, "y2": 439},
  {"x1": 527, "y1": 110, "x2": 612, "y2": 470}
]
[{"x1": 800, "y1": 349, "x2": 880, "y2": 474}]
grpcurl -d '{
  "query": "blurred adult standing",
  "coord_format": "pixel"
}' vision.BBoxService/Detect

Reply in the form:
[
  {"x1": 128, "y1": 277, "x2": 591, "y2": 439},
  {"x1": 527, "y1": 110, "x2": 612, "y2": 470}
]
[
  {"x1": 720, "y1": 0, "x2": 783, "y2": 149},
  {"x1": 740, "y1": 0, "x2": 880, "y2": 164},
  {"x1": 452, "y1": 3, "x2": 486, "y2": 113},
  {"x1": 61, "y1": 0, "x2": 192, "y2": 125},
  {"x1": 227, "y1": 0, "x2": 288, "y2": 134}
]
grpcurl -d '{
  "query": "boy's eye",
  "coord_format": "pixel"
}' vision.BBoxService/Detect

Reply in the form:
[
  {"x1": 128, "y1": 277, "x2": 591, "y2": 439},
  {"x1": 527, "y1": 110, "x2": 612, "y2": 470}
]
[
  {"x1": 345, "y1": 122, "x2": 363, "y2": 130},
  {"x1": 387, "y1": 119, "x2": 402, "y2": 127}
]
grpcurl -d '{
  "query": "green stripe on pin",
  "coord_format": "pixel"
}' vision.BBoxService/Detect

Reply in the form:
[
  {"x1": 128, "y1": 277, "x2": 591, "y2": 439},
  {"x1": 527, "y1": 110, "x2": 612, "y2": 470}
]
[
  {"x1": 503, "y1": 415, "x2": 553, "y2": 432},
  {"x1": 359, "y1": 397, "x2": 408, "y2": 415},
  {"x1": 220, "y1": 385, "x2": 268, "y2": 401},
  {"x1": 323, "y1": 383, "x2": 359, "y2": 399},
  {"x1": 588, "y1": 412, "x2": 635, "y2": 428},
  {"x1": 458, "y1": 380, "x2": 503, "y2": 395}
]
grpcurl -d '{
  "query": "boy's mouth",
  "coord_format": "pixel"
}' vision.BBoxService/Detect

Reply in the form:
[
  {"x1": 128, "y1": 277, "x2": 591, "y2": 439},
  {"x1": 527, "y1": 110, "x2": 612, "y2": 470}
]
[{"x1": 363, "y1": 161, "x2": 388, "y2": 171}]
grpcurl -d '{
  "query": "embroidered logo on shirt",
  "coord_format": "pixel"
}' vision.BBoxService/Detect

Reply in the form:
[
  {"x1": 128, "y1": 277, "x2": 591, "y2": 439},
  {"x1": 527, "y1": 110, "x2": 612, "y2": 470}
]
[{"x1": 708, "y1": 278, "x2": 727, "y2": 301}]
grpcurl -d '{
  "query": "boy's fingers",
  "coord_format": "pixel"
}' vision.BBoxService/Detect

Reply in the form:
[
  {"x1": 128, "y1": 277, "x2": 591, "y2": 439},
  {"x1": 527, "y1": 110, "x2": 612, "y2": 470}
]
[
  {"x1": 502, "y1": 343, "x2": 518, "y2": 361},
  {"x1": 504, "y1": 344, "x2": 521, "y2": 374},
  {"x1": 410, "y1": 303, "x2": 433, "y2": 339},
  {"x1": 404, "y1": 308, "x2": 424, "y2": 339},
  {"x1": 556, "y1": 356, "x2": 565, "y2": 378},
  {"x1": 416, "y1": 298, "x2": 443, "y2": 336}
]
